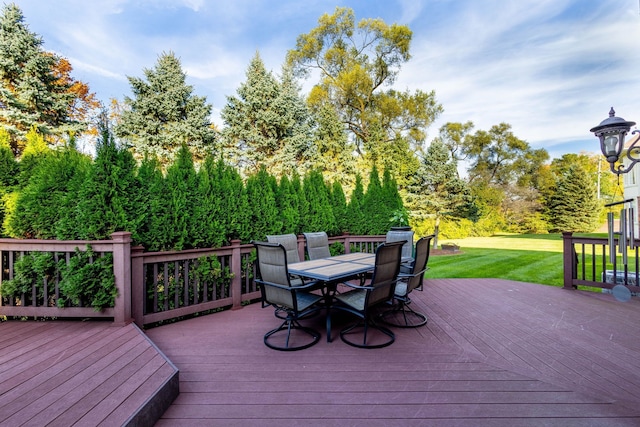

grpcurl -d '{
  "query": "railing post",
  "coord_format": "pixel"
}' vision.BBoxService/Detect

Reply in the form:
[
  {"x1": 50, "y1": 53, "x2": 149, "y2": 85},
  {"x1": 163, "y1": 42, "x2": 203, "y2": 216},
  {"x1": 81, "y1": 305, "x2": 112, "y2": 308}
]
[
  {"x1": 230, "y1": 240, "x2": 243, "y2": 310},
  {"x1": 297, "y1": 234, "x2": 305, "y2": 261},
  {"x1": 131, "y1": 245, "x2": 145, "y2": 327},
  {"x1": 111, "y1": 232, "x2": 132, "y2": 325},
  {"x1": 562, "y1": 232, "x2": 576, "y2": 290},
  {"x1": 343, "y1": 233, "x2": 352, "y2": 254}
]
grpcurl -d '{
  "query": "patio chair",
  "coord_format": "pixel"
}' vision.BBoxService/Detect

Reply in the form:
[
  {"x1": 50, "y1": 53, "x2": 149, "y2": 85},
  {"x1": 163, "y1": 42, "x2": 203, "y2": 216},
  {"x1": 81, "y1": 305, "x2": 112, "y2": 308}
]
[
  {"x1": 267, "y1": 233, "x2": 303, "y2": 286},
  {"x1": 253, "y1": 241, "x2": 324, "y2": 351},
  {"x1": 332, "y1": 240, "x2": 405, "y2": 348},
  {"x1": 386, "y1": 229, "x2": 415, "y2": 271},
  {"x1": 379, "y1": 235, "x2": 434, "y2": 328},
  {"x1": 304, "y1": 231, "x2": 331, "y2": 260},
  {"x1": 266, "y1": 233, "x2": 301, "y2": 263}
]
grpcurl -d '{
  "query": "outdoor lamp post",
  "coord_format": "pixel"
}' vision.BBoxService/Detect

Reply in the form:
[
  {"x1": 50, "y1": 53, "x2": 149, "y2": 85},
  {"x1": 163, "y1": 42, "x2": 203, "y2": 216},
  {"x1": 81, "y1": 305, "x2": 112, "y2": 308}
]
[{"x1": 590, "y1": 107, "x2": 639, "y2": 174}]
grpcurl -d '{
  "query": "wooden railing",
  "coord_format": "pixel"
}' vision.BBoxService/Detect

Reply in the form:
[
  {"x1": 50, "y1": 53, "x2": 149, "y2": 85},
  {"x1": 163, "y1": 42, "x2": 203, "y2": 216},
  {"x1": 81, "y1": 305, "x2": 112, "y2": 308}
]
[
  {"x1": 0, "y1": 232, "x2": 132, "y2": 325},
  {"x1": 562, "y1": 232, "x2": 640, "y2": 295},
  {"x1": 1, "y1": 233, "x2": 386, "y2": 327}
]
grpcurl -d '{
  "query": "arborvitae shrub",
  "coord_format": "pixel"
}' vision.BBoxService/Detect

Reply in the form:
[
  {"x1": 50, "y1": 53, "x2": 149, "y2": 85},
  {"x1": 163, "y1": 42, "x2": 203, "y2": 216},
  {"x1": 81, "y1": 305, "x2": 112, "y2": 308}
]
[
  {"x1": 330, "y1": 180, "x2": 348, "y2": 235},
  {"x1": 164, "y1": 144, "x2": 198, "y2": 250},
  {"x1": 277, "y1": 175, "x2": 301, "y2": 235},
  {"x1": 9, "y1": 147, "x2": 90, "y2": 239},
  {"x1": 301, "y1": 169, "x2": 335, "y2": 233},
  {"x1": 245, "y1": 166, "x2": 281, "y2": 240},
  {"x1": 76, "y1": 123, "x2": 138, "y2": 240},
  {"x1": 347, "y1": 174, "x2": 366, "y2": 235},
  {"x1": 192, "y1": 156, "x2": 226, "y2": 248}
]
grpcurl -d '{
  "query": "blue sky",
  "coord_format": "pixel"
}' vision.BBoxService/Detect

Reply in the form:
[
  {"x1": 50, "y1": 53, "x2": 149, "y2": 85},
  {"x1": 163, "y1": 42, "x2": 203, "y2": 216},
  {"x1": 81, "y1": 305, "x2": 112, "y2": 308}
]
[{"x1": 12, "y1": 0, "x2": 640, "y2": 160}]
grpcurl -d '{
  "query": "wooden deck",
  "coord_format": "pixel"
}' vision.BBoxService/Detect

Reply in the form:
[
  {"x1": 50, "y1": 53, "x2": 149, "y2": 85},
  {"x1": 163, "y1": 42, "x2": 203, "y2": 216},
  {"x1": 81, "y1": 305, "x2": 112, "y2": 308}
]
[
  {"x1": 0, "y1": 320, "x2": 178, "y2": 427},
  {"x1": 147, "y1": 278, "x2": 640, "y2": 426},
  {"x1": 3, "y1": 278, "x2": 640, "y2": 426}
]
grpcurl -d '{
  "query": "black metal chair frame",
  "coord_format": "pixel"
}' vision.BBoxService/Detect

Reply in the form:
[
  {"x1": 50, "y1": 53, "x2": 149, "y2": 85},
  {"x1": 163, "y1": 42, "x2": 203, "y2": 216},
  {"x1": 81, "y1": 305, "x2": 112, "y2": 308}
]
[
  {"x1": 331, "y1": 241, "x2": 405, "y2": 349},
  {"x1": 379, "y1": 235, "x2": 434, "y2": 328},
  {"x1": 253, "y1": 241, "x2": 323, "y2": 351}
]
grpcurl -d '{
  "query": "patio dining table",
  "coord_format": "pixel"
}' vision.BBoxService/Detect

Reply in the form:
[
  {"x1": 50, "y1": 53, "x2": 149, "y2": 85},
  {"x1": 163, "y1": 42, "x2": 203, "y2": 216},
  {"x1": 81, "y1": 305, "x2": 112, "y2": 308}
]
[{"x1": 288, "y1": 252, "x2": 376, "y2": 342}]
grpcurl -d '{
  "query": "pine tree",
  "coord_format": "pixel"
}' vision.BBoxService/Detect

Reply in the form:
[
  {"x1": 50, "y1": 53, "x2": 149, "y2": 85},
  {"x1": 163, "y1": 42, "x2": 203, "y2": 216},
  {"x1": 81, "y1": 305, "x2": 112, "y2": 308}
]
[
  {"x1": 405, "y1": 139, "x2": 471, "y2": 246},
  {"x1": 313, "y1": 104, "x2": 356, "y2": 186},
  {"x1": 116, "y1": 51, "x2": 216, "y2": 166},
  {"x1": 0, "y1": 4, "x2": 82, "y2": 154},
  {"x1": 548, "y1": 164, "x2": 601, "y2": 233},
  {"x1": 221, "y1": 53, "x2": 316, "y2": 177}
]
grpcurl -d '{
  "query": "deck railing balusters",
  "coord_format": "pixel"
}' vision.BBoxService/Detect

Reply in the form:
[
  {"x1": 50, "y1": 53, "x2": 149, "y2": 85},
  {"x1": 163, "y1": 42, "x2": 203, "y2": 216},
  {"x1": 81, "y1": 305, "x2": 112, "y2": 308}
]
[{"x1": 1, "y1": 234, "x2": 387, "y2": 326}]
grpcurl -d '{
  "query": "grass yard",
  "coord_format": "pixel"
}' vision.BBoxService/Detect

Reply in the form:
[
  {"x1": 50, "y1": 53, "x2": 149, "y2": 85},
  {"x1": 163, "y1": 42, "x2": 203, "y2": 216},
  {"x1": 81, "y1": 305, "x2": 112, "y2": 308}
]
[{"x1": 427, "y1": 234, "x2": 566, "y2": 287}]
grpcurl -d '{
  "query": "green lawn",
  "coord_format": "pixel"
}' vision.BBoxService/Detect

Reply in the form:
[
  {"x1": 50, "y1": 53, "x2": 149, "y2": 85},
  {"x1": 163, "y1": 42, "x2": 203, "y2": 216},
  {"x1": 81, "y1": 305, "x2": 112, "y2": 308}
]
[{"x1": 427, "y1": 234, "x2": 566, "y2": 287}]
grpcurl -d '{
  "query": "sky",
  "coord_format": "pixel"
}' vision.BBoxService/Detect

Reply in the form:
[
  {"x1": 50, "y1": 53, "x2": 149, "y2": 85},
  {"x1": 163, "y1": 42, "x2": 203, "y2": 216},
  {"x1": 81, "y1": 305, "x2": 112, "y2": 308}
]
[{"x1": 10, "y1": 0, "x2": 640, "y2": 160}]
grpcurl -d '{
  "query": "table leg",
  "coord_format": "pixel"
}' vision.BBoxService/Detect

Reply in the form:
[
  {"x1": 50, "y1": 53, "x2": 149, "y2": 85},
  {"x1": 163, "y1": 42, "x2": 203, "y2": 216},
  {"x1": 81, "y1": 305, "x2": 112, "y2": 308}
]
[{"x1": 324, "y1": 282, "x2": 337, "y2": 342}]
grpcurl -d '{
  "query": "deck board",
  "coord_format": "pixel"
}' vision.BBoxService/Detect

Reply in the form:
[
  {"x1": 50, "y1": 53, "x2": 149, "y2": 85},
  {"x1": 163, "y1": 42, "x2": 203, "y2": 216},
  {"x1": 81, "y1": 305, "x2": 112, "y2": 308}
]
[
  {"x1": 147, "y1": 278, "x2": 640, "y2": 426},
  {"x1": 0, "y1": 321, "x2": 178, "y2": 427},
  {"x1": 3, "y1": 278, "x2": 640, "y2": 426}
]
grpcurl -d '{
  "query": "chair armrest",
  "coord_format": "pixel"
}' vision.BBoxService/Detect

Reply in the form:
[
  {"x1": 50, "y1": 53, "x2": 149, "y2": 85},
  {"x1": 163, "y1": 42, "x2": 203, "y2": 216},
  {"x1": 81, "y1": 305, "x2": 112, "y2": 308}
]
[
  {"x1": 255, "y1": 278, "x2": 321, "y2": 291},
  {"x1": 339, "y1": 281, "x2": 374, "y2": 291}
]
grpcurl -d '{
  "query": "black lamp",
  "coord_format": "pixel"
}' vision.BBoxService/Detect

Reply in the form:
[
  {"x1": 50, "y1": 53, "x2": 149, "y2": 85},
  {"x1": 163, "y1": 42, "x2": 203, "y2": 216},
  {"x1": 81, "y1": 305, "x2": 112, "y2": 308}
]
[{"x1": 590, "y1": 107, "x2": 639, "y2": 174}]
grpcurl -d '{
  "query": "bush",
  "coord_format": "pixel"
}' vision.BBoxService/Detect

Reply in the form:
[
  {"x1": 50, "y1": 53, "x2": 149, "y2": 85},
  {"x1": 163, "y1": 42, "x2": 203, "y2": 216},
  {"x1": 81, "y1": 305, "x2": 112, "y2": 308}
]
[
  {"x1": 0, "y1": 252, "x2": 56, "y2": 304},
  {"x1": 57, "y1": 245, "x2": 117, "y2": 311}
]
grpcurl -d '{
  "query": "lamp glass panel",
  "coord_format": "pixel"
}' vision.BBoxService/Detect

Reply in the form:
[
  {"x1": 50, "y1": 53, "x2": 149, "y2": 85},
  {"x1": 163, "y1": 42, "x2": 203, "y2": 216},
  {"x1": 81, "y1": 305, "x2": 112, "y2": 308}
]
[{"x1": 604, "y1": 135, "x2": 619, "y2": 155}]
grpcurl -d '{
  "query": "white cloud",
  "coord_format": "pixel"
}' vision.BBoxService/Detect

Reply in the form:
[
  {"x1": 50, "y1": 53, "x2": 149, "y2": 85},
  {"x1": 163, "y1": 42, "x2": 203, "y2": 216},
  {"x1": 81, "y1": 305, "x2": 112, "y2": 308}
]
[
  {"x1": 10, "y1": 0, "x2": 640, "y2": 159},
  {"x1": 394, "y1": 0, "x2": 640, "y2": 157}
]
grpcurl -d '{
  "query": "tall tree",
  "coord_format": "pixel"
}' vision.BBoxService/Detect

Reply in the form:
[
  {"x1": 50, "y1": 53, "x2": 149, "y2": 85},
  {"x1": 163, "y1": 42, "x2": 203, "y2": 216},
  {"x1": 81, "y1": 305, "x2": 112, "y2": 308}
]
[
  {"x1": 405, "y1": 140, "x2": 471, "y2": 247},
  {"x1": 463, "y1": 123, "x2": 548, "y2": 187},
  {"x1": 0, "y1": 3, "x2": 89, "y2": 155},
  {"x1": 115, "y1": 51, "x2": 217, "y2": 166},
  {"x1": 549, "y1": 153, "x2": 619, "y2": 203},
  {"x1": 312, "y1": 103, "x2": 356, "y2": 187},
  {"x1": 50, "y1": 55, "x2": 101, "y2": 136},
  {"x1": 434, "y1": 121, "x2": 475, "y2": 165},
  {"x1": 548, "y1": 164, "x2": 601, "y2": 233},
  {"x1": 221, "y1": 53, "x2": 316, "y2": 177},
  {"x1": 287, "y1": 7, "x2": 442, "y2": 173}
]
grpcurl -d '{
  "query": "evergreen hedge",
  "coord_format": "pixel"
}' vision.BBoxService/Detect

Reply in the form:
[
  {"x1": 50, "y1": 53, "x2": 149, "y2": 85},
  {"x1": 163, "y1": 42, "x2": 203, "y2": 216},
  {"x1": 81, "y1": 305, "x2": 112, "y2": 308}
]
[{"x1": 1, "y1": 133, "x2": 406, "y2": 248}]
